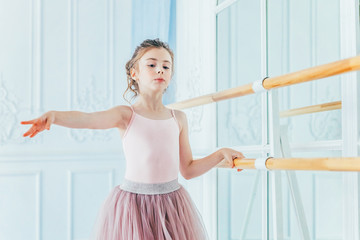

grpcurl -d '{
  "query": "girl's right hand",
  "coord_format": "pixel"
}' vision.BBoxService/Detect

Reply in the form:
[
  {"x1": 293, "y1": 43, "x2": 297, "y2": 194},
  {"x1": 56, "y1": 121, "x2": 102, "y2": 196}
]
[
  {"x1": 219, "y1": 147, "x2": 245, "y2": 172},
  {"x1": 21, "y1": 111, "x2": 55, "y2": 138}
]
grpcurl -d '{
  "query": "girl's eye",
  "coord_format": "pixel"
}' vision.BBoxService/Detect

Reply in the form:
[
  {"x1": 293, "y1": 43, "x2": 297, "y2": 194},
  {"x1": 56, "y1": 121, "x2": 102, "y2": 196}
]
[
  {"x1": 163, "y1": 66, "x2": 169, "y2": 70},
  {"x1": 148, "y1": 64, "x2": 155, "y2": 67}
]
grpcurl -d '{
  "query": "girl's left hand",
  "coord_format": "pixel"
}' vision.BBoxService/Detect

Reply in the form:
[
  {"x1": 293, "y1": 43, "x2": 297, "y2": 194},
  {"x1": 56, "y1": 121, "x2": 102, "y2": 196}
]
[{"x1": 219, "y1": 148, "x2": 245, "y2": 172}]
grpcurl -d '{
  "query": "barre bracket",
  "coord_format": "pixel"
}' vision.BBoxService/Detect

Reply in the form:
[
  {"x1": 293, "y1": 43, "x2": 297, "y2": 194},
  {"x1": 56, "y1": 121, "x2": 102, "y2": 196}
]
[
  {"x1": 252, "y1": 77, "x2": 269, "y2": 93},
  {"x1": 254, "y1": 157, "x2": 271, "y2": 170}
]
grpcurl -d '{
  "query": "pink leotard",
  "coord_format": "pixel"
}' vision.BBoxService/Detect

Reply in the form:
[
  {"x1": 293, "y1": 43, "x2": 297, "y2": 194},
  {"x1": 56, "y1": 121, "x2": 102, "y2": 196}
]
[{"x1": 122, "y1": 105, "x2": 180, "y2": 184}]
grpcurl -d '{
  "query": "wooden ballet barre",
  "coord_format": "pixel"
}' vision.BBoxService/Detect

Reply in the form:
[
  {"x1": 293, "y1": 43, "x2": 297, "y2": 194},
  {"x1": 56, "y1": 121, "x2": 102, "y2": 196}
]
[
  {"x1": 216, "y1": 157, "x2": 360, "y2": 172},
  {"x1": 279, "y1": 101, "x2": 342, "y2": 118},
  {"x1": 167, "y1": 55, "x2": 360, "y2": 109}
]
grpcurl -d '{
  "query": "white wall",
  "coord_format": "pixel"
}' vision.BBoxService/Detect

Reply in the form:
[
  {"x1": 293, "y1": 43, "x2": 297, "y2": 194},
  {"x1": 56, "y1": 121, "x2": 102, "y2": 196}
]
[
  {"x1": 0, "y1": 0, "x2": 132, "y2": 239},
  {"x1": 176, "y1": 0, "x2": 218, "y2": 239},
  {"x1": 177, "y1": 0, "x2": 360, "y2": 240}
]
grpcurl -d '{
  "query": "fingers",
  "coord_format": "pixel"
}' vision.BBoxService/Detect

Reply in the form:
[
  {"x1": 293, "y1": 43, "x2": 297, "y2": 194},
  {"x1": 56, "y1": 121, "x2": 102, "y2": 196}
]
[
  {"x1": 233, "y1": 151, "x2": 245, "y2": 172},
  {"x1": 23, "y1": 127, "x2": 37, "y2": 137},
  {"x1": 21, "y1": 114, "x2": 52, "y2": 138},
  {"x1": 24, "y1": 128, "x2": 41, "y2": 138},
  {"x1": 45, "y1": 121, "x2": 51, "y2": 130},
  {"x1": 233, "y1": 152, "x2": 245, "y2": 159},
  {"x1": 231, "y1": 152, "x2": 245, "y2": 166},
  {"x1": 29, "y1": 130, "x2": 39, "y2": 138},
  {"x1": 20, "y1": 120, "x2": 36, "y2": 125},
  {"x1": 228, "y1": 155, "x2": 235, "y2": 168},
  {"x1": 221, "y1": 149, "x2": 244, "y2": 172},
  {"x1": 21, "y1": 119, "x2": 39, "y2": 137},
  {"x1": 22, "y1": 123, "x2": 44, "y2": 138},
  {"x1": 23, "y1": 129, "x2": 42, "y2": 138}
]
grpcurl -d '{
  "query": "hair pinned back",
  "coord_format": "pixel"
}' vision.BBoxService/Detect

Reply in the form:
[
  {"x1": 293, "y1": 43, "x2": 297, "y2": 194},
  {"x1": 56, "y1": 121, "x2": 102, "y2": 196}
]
[{"x1": 123, "y1": 39, "x2": 174, "y2": 104}]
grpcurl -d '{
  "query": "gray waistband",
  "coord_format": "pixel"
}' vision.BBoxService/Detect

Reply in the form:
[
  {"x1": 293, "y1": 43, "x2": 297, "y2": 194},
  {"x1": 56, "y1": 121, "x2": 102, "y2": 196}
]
[{"x1": 119, "y1": 178, "x2": 180, "y2": 195}]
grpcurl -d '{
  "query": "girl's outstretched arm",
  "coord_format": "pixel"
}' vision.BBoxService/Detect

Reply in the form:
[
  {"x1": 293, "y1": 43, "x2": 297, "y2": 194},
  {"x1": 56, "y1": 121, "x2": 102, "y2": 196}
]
[
  {"x1": 176, "y1": 110, "x2": 245, "y2": 180},
  {"x1": 21, "y1": 105, "x2": 129, "y2": 138}
]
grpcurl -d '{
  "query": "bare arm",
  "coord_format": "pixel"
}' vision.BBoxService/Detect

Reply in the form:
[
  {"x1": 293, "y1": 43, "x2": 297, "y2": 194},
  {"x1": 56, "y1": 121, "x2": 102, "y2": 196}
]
[
  {"x1": 51, "y1": 111, "x2": 92, "y2": 129},
  {"x1": 21, "y1": 105, "x2": 130, "y2": 138},
  {"x1": 176, "y1": 110, "x2": 244, "y2": 180},
  {"x1": 52, "y1": 105, "x2": 128, "y2": 129}
]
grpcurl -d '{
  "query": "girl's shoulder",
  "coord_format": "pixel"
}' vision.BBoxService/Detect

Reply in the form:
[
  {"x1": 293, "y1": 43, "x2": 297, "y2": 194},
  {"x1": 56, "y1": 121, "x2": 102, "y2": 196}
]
[
  {"x1": 171, "y1": 109, "x2": 188, "y2": 132},
  {"x1": 172, "y1": 109, "x2": 185, "y2": 118},
  {"x1": 118, "y1": 105, "x2": 133, "y2": 111},
  {"x1": 112, "y1": 105, "x2": 133, "y2": 124},
  {"x1": 113, "y1": 105, "x2": 133, "y2": 114}
]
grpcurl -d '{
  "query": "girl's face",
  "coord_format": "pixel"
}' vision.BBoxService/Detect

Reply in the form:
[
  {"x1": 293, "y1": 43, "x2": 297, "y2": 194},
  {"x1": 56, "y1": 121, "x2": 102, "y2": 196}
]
[{"x1": 132, "y1": 47, "x2": 172, "y2": 95}]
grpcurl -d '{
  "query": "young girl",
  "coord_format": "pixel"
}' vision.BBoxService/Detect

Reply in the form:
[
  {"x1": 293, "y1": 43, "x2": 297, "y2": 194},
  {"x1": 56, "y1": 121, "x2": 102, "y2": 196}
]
[{"x1": 21, "y1": 39, "x2": 244, "y2": 240}]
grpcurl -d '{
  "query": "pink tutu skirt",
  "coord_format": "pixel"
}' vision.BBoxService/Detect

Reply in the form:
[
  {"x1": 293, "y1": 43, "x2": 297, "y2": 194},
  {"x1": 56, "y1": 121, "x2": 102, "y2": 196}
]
[{"x1": 90, "y1": 179, "x2": 209, "y2": 240}]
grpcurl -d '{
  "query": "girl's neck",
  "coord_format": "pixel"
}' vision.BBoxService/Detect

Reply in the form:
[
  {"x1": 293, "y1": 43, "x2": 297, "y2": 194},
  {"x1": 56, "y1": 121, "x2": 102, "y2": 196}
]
[{"x1": 134, "y1": 95, "x2": 165, "y2": 112}]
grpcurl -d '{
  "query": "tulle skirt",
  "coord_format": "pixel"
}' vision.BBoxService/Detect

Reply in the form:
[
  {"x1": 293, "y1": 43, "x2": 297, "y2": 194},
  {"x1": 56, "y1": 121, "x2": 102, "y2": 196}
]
[{"x1": 90, "y1": 181, "x2": 209, "y2": 240}]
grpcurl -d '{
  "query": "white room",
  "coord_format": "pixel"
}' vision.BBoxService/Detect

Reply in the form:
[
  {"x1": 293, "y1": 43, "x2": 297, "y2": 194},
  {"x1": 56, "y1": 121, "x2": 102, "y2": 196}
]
[{"x1": 1, "y1": 0, "x2": 360, "y2": 239}]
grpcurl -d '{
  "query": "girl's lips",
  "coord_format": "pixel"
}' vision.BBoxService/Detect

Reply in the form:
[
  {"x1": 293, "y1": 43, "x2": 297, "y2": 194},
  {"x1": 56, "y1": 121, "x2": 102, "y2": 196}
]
[{"x1": 155, "y1": 78, "x2": 164, "y2": 82}]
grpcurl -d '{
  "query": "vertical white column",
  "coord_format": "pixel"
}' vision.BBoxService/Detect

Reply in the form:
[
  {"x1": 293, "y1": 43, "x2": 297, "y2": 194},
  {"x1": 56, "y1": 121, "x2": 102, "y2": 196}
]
[
  {"x1": 30, "y1": 0, "x2": 43, "y2": 115},
  {"x1": 201, "y1": 1, "x2": 218, "y2": 239},
  {"x1": 268, "y1": 88, "x2": 283, "y2": 240},
  {"x1": 261, "y1": 0, "x2": 274, "y2": 239},
  {"x1": 340, "y1": 0, "x2": 360, "y2": 239},
  {"x1": 176, "y1": 0, "x2": 219, "y2": 239}
]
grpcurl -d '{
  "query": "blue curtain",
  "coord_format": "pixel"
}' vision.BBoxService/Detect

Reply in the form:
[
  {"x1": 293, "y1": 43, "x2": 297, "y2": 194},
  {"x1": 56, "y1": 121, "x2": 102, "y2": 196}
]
[{"x1": 131, "y1": 0, "x2": 176, "y2": 105}]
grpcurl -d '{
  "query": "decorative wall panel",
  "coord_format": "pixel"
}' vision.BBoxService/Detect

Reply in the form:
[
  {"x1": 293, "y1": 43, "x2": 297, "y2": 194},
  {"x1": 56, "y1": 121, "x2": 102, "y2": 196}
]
[
  {"x1": 0, "y1": 0, "x2": 132, "y2": 239},
  {"x1": 0, "y1": 171, "x2": 41, "y2": 240}
]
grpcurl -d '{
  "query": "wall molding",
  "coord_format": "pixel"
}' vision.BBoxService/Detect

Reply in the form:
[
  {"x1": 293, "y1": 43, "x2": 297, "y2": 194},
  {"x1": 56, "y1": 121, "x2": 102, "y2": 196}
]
[
  {"x1": 67, "y1": 0, "x2": 114, "y2": 142},
  {"x1": 0, "y1": 170, "x2": 42, "y2": 240},
  {"x1": 30, "y1": 0, "x2": 43, "y2": 114},
  {"x1": 0, "y1": 73, "x2": 25, "y2": 145},
  {"x1": 67, "y1": 168, "x2": 115, "y2": 240},
  {"x1": 0, "y1": 153, "x2": 124, "y2": 163}
]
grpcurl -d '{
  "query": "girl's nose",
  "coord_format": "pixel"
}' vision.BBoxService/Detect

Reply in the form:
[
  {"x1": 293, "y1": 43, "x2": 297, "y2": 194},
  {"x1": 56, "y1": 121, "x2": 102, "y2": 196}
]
[{"x1": 157, "y1": 68, "x2": 163, "y2": 74}]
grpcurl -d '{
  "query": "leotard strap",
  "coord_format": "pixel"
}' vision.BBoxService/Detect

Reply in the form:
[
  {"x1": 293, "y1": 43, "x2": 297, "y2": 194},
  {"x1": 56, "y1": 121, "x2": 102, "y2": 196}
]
[
  {"x1": 170, "y1": 109, "x2": 180, "y2": 132},
  {"x1": 122, "y1": 106, "x2": 135, "y2": 139}
]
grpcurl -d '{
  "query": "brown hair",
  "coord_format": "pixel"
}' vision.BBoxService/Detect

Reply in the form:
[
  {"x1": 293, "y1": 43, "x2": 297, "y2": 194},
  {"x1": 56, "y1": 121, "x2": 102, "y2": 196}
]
[{"x1": 123, "y1": 38, "x2": 175, "y2": 104}]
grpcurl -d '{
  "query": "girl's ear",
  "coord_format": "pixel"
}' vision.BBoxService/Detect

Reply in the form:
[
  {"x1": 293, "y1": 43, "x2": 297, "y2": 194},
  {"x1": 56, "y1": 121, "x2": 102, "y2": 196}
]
[{"x1": 130, "y1": 68, "x2": 137, "y2": 80}]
